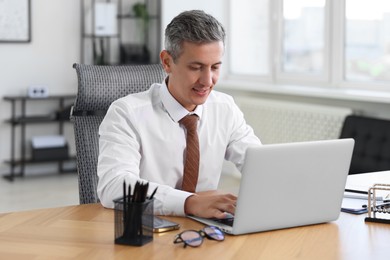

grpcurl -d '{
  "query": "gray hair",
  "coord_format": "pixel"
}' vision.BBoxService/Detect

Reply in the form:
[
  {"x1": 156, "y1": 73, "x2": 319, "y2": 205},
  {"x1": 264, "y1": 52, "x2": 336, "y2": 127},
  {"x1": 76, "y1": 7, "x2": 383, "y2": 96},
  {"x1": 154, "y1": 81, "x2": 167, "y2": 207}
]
[{"x1": 164, "y1": 10, "x2": 226, "y2": 61}]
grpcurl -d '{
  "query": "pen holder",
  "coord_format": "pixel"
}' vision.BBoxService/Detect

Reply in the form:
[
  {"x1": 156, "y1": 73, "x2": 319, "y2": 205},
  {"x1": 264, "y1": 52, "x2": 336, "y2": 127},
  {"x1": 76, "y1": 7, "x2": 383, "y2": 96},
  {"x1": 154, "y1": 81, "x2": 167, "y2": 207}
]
[{"x1": 114, "y1": 197, "x2": 154, "y2": 246}]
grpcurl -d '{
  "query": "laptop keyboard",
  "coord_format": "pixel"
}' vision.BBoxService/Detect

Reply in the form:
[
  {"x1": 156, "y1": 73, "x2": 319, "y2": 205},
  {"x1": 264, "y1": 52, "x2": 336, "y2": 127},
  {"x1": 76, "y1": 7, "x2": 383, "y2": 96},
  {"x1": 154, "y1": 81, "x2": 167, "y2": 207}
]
[{"x1": 213, "y1": 217, "x2": 235, "y2": 227}]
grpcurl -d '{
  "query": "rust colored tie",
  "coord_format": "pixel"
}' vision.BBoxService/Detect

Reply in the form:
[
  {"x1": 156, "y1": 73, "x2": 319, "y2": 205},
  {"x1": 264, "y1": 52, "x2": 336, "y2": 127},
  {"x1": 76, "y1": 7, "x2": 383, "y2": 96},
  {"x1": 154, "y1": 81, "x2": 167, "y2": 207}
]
[{"x1": 179, "y1": 114, "x2": 200, "y2": 192}]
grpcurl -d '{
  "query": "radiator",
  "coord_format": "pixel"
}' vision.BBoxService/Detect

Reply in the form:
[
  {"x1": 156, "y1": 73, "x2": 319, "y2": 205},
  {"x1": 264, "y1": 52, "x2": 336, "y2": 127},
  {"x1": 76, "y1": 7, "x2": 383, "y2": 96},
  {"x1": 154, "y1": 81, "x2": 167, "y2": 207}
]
[{"x1": 235, "y1": 97, "x2": 352, "y2": 144}]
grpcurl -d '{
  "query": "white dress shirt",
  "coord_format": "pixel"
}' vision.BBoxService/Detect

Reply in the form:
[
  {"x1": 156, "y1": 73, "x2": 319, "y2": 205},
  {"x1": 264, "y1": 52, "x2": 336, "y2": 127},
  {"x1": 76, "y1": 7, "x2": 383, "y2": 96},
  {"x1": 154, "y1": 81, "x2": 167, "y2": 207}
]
[{"x1": 97, "y1": 79, "x2": 261, "y2": 216}]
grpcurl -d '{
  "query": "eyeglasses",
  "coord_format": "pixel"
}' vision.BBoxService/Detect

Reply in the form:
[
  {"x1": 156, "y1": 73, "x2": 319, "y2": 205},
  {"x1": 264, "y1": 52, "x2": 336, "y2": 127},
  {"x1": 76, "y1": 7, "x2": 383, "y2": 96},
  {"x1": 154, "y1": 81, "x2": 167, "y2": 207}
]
[{"x1": 173, "y1": 226, "x2": 225, "y2": 248}]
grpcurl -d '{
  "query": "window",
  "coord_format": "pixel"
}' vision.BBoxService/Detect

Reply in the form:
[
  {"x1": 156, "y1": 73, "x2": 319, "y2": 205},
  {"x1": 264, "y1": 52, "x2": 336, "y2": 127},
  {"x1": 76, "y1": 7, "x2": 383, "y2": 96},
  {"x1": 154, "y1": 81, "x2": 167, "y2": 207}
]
[
  {"x1": 229, "y1": 0, "x2": 269, "y2": 76},
  {"x1": 281, "y1": 0, "x2": 326, "y2": 75},
  {"x1": 228, "y1": 0, "x2": 390, "y2": 90},
  {"x1": 345, "y1": 0, "x2": 390, "y2": 82}
]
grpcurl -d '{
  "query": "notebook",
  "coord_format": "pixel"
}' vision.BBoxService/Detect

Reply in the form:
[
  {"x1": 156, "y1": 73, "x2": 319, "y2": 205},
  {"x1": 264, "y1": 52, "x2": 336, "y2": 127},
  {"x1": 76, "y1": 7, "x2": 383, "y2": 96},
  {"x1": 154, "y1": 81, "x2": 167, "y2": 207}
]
[{"x1": 188, "y1": 138, "x2": 355, "y2": 235}]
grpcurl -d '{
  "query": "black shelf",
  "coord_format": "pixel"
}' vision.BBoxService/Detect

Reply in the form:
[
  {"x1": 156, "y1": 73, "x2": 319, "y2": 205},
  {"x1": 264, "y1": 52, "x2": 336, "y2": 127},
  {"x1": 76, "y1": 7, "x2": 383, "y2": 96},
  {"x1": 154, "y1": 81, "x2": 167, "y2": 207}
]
[
  {"x1": 7, "y1": 116, "x2": 56, "y2": 124},
  {"x1": 3, "y1": 95, "x2": 77, "y2": 181},
  {"x1": 8, "y1": 116, "x2": 72, "y2": 124},
  {"x1": 82, "y1": 34, "x2": 120, "y2": 38},
  {"x1": 117, "y1": 14, "x2": 159, "y2": 19},
  {"x1": 3, "y1": 95, "x2": 75, "y2": 101},
  {"x1": 5, "y1": 156, "x2": 76, "y2": 166}
]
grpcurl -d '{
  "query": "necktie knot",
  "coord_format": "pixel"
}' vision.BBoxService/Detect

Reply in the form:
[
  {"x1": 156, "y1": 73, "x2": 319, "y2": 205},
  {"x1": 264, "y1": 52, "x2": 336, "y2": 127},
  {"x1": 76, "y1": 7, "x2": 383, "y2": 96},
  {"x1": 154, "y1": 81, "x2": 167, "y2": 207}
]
[{"x1": 179, "y1": 114, "x2": 198, "y2": 132}]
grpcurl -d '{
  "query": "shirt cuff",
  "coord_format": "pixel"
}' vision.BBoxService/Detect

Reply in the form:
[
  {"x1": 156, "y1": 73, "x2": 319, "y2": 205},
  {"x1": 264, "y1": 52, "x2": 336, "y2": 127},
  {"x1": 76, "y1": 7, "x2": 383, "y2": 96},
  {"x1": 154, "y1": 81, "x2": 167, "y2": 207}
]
[{"x1": 162, "y1": 188, "x2": 193, "y2": 216}]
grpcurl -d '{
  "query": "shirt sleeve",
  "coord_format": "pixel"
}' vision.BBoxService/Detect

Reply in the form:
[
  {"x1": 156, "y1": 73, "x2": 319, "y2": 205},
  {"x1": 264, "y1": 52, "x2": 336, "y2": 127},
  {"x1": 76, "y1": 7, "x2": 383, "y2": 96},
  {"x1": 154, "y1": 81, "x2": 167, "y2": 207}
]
[
  {"x1": 224, "y1": 97, "x2": 262, "y2": 171},
  {"x1": 97, "y1": 98, "x2": 192, "y2": 216}
]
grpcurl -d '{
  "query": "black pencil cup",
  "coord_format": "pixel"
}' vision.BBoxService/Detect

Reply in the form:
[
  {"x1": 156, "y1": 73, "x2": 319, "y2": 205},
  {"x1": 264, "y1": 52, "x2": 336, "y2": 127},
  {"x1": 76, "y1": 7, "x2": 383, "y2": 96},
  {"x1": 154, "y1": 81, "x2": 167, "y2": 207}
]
[{"x1": 114, "y1": 197, "x2": 154, "y2": 246}]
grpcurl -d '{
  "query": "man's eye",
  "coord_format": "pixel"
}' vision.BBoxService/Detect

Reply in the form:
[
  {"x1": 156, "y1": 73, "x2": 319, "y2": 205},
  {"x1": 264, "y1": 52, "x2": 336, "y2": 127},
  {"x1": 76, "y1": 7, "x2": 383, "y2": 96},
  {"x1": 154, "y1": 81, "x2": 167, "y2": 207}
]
[{"x1": 190, "y1": 66, "x2": 201, "y2": 71}]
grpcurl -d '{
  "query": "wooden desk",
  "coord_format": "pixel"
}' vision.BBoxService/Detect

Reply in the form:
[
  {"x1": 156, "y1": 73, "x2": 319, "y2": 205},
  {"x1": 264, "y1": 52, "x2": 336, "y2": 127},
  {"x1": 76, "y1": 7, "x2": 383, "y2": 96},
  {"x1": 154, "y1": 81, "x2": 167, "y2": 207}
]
[{"x1": 0, "y1": 203, "x2": 389, "y2": 259}]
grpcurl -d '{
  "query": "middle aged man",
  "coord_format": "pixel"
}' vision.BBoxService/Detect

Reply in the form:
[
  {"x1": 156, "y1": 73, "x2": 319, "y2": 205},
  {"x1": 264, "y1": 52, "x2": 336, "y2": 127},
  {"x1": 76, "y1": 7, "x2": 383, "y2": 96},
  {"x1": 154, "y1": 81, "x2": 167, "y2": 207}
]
[{"x1": 97, "y1": 10, "x2": 262, "y2": 219}]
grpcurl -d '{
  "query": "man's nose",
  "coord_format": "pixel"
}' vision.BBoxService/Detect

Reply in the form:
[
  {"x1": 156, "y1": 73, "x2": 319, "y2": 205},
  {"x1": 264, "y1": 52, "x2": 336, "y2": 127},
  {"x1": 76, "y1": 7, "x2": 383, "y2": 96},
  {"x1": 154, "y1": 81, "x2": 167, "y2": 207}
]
[{"x1": 199, "y1": 69, "x2": 213, "y2": 86}]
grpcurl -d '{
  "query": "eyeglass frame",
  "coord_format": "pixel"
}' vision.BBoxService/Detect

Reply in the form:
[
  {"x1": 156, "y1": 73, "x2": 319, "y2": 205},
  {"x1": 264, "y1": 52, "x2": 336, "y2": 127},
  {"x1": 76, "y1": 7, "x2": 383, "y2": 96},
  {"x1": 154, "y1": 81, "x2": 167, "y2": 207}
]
[{"x1": 173, "y1": 226, "x2": 225, "y2": 248}]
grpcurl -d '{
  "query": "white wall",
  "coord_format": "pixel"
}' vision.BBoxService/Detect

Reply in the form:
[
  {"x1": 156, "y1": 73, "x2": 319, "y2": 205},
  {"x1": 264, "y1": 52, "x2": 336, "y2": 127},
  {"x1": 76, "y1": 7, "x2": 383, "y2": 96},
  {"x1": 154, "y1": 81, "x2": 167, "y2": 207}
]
[
  {"x1": 0, "y1": 0, "x2": 80, "y2": 96},
  {"x1": 0, "y1": 0, "x2": 80, "y2": 174}
]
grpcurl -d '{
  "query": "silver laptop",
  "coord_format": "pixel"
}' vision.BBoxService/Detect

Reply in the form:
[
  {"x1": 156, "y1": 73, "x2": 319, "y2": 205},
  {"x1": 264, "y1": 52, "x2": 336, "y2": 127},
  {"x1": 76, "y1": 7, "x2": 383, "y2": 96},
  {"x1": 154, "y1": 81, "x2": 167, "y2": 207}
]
[{"x1": 189, "y1": 139, "x2": 354, "y2": 235}]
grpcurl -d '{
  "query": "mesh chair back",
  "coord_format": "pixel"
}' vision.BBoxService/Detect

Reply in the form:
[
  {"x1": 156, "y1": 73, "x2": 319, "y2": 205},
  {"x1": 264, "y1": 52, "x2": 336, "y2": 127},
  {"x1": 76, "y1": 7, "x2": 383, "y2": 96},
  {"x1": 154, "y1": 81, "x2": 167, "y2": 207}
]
[{"x1": 71, "y1": 63, "x2": 166, "y2": 204}]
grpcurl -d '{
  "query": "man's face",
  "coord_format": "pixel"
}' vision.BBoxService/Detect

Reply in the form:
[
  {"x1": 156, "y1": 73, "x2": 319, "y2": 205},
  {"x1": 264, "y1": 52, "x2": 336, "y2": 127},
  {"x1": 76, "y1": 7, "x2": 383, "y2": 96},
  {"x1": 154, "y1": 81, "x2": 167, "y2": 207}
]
[{"x1": 161, "y1": 41, "x2": 224, "y2": 112}]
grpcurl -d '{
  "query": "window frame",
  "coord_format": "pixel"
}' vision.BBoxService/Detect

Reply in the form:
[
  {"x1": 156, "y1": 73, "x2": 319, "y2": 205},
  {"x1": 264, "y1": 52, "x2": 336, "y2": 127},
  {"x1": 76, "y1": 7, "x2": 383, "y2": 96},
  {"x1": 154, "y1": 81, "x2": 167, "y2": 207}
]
[
  {"x1": 337, "y1": 0, "x2": 390, "y2": 91},
  {"x1": 275, "y1": 0, "x2": 331, "y2": 85},
  {"x1": 225, "y1": 0, "x2": 390, "y2": 92},
  {"x1": 225, "y1": 0, "x2": 274, "y2": 83}
]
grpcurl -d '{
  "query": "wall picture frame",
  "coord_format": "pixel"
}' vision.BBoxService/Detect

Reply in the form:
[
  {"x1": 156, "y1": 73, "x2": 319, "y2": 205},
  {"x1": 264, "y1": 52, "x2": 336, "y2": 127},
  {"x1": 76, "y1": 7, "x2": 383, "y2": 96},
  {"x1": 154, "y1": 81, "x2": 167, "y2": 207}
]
[{"x1": 0, "y1": 0, "x2": 31, "y2": 43}]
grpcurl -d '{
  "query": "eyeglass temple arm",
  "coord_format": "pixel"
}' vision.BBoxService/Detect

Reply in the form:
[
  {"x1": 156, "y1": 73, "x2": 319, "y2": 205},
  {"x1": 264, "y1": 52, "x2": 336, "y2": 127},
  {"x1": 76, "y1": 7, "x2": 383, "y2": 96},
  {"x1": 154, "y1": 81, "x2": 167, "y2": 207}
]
[{"x1": 173, "y1": 235, "x2": 188, "y2": 248}]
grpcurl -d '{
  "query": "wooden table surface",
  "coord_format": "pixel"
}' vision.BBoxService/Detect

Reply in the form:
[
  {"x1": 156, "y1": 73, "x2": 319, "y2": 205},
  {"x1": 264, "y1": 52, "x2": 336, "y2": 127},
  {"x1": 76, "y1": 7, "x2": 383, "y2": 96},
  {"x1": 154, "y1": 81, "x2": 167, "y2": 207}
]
[{"x1": 0, "y1": 203, "x2": 389, "y2": 259}]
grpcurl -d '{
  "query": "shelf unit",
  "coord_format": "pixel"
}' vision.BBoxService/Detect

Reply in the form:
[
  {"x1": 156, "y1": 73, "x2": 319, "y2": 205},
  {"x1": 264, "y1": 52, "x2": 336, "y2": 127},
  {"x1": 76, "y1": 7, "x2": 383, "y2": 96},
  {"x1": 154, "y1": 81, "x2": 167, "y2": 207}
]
[
  {"x1": 3, "y1": 95, "x2": 76, "y2": 181},
  {"x1": 80, "y1": 0, "x2": 161, "y2": 65}
]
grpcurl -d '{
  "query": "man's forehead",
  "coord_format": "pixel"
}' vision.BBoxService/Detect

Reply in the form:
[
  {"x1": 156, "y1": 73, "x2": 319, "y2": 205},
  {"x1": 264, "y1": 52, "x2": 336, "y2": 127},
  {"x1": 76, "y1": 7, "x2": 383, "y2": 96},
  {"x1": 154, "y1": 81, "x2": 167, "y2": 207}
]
[{"x1": 177, "y1": 41, "x2": 224, "y2": 63}]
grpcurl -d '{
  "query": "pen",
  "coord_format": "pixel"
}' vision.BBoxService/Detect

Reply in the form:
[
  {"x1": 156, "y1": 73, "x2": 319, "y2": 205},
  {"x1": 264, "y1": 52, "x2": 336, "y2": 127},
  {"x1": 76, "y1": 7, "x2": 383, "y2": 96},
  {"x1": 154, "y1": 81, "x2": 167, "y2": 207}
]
[
  {"x1": 127, "y1": 184, "x2": 131, "y2": 205},
  {"x1": 149, "y1": 187, "x2": 158, "y2": 200},
  {"x1": 123, "y1": 181, "x2": 126, "y2": 199},
  {"x1": 345, "y1": 189, "x2": 368, "y2": 195},
  {"x1": 144, "y1": 182, "x2": 149, "y2": 202},
  {"x1": 133, "y1": 181, "x2": 140, "y2": 202},
  {"x1": 123, "y1": 181, "x2": 127, "y2": 224}
]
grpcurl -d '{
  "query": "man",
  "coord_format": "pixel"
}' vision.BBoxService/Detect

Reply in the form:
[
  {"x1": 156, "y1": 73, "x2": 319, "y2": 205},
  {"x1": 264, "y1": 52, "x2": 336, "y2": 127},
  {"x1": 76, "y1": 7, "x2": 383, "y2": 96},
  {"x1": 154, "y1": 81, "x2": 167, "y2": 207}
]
[{"x1": 97, "y1": 10, "x2": 261, "y2": 219}]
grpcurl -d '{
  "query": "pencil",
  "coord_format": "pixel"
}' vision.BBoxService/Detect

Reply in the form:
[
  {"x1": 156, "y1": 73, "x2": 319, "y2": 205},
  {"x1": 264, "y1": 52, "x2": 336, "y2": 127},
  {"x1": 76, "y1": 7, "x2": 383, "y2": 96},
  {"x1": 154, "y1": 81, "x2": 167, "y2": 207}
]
[{"x1": 149, "y1": 187, "x2": 158, "y2": 200}]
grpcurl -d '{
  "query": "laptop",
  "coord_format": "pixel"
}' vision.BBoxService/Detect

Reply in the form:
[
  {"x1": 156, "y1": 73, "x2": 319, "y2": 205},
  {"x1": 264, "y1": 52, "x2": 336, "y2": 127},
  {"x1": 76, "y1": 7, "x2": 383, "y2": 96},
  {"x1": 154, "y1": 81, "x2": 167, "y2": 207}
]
[{"x1": 189, "y1": 138, "x2": 355, "y2": 235}]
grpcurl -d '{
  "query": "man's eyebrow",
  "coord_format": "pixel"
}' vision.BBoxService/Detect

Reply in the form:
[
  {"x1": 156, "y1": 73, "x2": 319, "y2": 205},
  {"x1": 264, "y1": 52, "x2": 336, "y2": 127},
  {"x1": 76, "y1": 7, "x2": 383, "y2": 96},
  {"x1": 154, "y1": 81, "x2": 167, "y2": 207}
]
[{"x1": 188, "y1": 61, "x2": 223, "y2": 66}]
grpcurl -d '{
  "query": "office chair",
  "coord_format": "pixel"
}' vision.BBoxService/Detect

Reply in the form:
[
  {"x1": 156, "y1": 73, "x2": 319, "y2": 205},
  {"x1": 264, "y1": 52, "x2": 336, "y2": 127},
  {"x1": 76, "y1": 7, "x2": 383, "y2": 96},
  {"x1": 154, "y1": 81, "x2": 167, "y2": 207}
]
[
  {"x1": 340, "y1": 115, "x2": 390, "y2": 174},
  {"x1": 71, "y1": 63, "x2": 166, "y2": 204}
]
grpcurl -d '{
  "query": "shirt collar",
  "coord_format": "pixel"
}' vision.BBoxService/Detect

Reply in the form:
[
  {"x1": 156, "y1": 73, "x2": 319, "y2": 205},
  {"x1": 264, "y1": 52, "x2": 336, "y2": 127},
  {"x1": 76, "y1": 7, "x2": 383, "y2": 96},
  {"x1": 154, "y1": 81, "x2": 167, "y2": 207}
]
[{"x1": 160, "y1": 77, "x2": 203, "y2": 123}]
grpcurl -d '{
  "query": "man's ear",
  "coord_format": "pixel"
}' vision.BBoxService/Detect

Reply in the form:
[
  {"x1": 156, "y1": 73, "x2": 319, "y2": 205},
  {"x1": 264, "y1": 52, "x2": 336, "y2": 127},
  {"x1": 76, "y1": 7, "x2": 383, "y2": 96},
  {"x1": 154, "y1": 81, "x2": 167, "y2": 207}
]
[{"x1": 160, "y1": 50, "x2": 172, "y2": 73}]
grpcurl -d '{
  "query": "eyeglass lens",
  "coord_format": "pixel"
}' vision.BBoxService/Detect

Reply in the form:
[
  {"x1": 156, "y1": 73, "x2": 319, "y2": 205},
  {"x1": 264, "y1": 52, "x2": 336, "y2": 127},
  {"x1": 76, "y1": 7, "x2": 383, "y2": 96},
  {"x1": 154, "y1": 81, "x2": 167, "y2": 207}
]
[
  {"x1": 181, "y1": 230, "x2": 203, "y2": 247},
  {"x1": 203, "y1": 226, "x2": 224, "y2": 241},
  {"x1": 180, "y1": 226, "x2": 224, "y2": 247}
]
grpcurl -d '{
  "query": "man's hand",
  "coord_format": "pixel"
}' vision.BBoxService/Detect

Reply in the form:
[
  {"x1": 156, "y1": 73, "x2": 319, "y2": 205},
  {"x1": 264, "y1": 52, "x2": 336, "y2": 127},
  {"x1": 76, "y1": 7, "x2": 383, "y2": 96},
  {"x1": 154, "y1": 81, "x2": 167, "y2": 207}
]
[{"x1": 184, "y1": 190, "x2": 237, "y2": 219}]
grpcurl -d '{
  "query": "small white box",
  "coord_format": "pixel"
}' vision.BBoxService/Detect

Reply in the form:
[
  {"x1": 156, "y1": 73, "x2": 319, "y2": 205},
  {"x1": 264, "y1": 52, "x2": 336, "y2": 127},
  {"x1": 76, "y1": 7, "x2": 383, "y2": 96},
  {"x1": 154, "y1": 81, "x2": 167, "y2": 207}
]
[
  {"x1": 94, "y1": 3, "x2": 117, "y2": 36},
  {"x1": 28, "y1": 85, "x2": 49, "y2": 98},
  {"x1": 31, "y1": 135, "x2": 67, "y2": 149}
]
